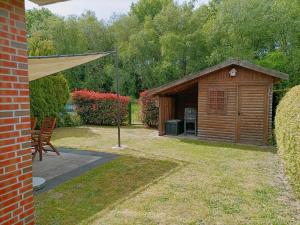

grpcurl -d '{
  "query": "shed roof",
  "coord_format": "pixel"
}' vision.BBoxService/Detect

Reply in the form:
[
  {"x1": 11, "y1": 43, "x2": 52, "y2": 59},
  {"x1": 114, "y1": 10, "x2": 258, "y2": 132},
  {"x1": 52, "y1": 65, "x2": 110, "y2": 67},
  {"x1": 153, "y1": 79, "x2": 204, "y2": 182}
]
[
  {"x1": 150, "y1": 59, "x2": 288, "y2": 96},
  {"x1": 29, "y1": 0, "x2": 69, "y2": 6}
]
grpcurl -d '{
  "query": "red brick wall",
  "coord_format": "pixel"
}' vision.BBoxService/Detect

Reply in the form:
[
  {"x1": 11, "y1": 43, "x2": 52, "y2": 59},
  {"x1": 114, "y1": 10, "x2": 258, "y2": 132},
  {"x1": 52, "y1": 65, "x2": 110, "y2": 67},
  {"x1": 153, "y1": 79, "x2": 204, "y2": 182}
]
[{"x1": 0, "y1": 0, "x2": 34, "y2": 224}]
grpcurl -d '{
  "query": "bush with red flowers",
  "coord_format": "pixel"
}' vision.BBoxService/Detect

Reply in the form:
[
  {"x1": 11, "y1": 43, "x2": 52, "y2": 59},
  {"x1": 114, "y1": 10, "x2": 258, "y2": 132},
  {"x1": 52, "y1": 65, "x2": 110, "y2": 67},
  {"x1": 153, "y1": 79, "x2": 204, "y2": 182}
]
[
  {"x1": 139, "y1": 90, "x2": 159, "y2": 128},
  {"x1": 72, "y1": 90, "x2": 130, "y2": 125}
]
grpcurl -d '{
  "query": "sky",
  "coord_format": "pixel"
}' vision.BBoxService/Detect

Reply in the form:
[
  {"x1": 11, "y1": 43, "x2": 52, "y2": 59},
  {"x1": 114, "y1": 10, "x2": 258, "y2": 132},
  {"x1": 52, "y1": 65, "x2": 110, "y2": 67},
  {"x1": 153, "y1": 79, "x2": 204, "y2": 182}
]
[{"x1": 25, "y1": 0, "x2": 210, "y2": 21}]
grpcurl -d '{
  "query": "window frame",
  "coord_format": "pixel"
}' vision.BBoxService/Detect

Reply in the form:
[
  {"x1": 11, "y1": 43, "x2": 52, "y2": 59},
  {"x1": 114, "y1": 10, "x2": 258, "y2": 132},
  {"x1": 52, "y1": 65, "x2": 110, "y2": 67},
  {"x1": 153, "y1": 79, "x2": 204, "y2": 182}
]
[{"x1": 207, "y1": 88, "x2": 227, "y2": 115}]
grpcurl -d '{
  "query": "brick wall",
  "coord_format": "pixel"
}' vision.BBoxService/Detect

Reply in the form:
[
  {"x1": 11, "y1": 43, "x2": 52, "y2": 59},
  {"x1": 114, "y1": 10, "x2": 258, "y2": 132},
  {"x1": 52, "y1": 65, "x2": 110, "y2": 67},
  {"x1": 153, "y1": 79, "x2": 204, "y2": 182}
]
[{"x1": 0, "y1": 0, "x2": 34, "y2": 224}]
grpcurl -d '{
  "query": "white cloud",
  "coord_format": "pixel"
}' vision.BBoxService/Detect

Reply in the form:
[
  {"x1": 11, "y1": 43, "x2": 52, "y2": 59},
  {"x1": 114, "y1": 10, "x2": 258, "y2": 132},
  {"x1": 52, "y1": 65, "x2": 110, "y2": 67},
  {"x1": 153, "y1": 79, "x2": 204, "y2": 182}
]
[{"x1": 25, "y1": 0, "x2": 209, "y2": 21}]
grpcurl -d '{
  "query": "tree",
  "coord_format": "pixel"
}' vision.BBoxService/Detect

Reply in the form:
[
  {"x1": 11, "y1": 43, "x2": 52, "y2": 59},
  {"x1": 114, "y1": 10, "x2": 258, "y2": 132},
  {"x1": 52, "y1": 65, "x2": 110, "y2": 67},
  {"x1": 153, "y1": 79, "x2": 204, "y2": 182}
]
[
  {"x1": 27, "y1": 9, "x2": 70, "y2": 124},
  {"x1": 26, "y1": 0, "x2": 300, "y2": 101},
  {"x1": 131, "y1": 0, "x2": 172, "y2": 22},
  {"x1": 30, "y1": 74, "x2": 69, "y2": 126}
]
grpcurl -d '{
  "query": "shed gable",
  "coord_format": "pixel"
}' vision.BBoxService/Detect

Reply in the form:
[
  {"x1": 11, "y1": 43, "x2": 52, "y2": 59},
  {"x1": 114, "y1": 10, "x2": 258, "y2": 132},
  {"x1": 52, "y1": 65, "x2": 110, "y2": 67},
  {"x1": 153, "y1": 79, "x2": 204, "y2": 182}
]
[{"x1": 150, "y1": 59, "x2": 288, "y2": 96}]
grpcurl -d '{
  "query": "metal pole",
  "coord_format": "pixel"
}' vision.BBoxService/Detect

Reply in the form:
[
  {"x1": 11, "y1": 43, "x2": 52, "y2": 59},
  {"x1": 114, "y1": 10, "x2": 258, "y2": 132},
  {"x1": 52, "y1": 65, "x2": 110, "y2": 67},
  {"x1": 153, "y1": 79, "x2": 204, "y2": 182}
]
[{"x1": 114, "y1": 47, "x2": 121, "y2": 147}]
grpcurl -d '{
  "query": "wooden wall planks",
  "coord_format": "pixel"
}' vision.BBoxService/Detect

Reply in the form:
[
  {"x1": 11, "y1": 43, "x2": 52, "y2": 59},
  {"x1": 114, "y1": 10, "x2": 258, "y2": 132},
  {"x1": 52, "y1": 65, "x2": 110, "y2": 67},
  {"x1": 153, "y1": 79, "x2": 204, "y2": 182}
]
[
  {"x1": 197, "y1": 66, "x2": 273, "y2": 145},
  {"x1": 158, "y1": 65, "x2": 275, "y2": 145},
  {"x1": 158, "y1": 96, "x2": 175, "y2": 135}
]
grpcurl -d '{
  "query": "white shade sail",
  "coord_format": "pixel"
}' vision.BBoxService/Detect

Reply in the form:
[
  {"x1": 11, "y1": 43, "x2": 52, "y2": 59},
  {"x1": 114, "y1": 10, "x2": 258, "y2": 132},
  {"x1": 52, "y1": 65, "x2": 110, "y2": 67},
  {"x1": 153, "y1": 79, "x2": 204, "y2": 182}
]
[
  {"x1": 28, "y1": 53, "x2": 110, "y2": 81},
  {"x1": 29, "y1": 0, "x2": 69, "y2": 6}
]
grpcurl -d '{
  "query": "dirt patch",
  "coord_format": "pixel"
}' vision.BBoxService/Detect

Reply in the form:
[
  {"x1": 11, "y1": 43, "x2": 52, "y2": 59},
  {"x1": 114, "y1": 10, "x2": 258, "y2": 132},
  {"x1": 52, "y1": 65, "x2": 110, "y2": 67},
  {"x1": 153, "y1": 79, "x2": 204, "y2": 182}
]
[{"x1": 274, "y1": 158, "x2": 300, "y2": 220}]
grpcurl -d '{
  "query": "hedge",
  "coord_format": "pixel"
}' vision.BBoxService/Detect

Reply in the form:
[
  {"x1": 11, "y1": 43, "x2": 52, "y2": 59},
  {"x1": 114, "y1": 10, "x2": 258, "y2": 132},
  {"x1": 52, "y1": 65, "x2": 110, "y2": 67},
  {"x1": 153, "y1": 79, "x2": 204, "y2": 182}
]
[
  {"x1": 30, "y1": 74, "x2": 69, "y2": 126},
  {"x1": 139, "y1": 91, "x2": 159, "y2": 128},
  {"x1": 275, "y1": 85, "x2": 300, "y2": 198},
  {"x1": 57, "y1": 112, "x2": 82, "y2": 127},
  {"x1": 72, "y1": 90, "x2": 130, "y2": 125}
]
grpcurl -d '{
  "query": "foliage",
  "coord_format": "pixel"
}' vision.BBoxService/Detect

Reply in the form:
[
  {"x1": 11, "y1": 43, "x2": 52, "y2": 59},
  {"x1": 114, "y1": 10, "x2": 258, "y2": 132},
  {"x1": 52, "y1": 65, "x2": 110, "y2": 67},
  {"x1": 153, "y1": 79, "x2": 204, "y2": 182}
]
[
  {"x1": 131, "y1": 0, "x2": 172, "y2": 22},
  {"x1": 275, "y1": 85, "x2": 300, "y2": 198},
  {"x1": 72, "y1": 90, "x2": 130, "y2": 125},
  {"x1": 26, "y1": 9, "x2": 114, "y2": 92},
  {"x1": 139, "y1": 91, "x2": 159, "y2": 127},
  {"x1": 27, "y1": 11, "x2": 71, "y2": 127},
  {"x1": 26, "y1": 0, "x2": 300, "y2": 101},
  {"x1": 30, "y1": 74, "x2": 69, "y2": 126},
  {"x1": 57, "y1": 112, "x2": 82, "y2": 127}
]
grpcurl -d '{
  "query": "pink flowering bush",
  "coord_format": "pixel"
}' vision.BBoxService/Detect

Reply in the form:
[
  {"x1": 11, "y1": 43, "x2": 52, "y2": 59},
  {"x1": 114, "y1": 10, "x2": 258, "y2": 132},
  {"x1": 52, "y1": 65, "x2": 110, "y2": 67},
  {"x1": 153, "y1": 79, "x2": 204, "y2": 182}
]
[
  {"x1": 139, "y1": 90, "x2": 159, "y2": 128},
  {"x1": 72, "y1": 90, "x2": 130, "y2": 125}
]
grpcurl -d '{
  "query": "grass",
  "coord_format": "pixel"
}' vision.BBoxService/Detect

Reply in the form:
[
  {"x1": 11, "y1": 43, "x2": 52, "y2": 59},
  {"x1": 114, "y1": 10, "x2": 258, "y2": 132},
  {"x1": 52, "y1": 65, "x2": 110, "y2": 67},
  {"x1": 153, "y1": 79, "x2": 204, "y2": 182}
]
[
  {"x1": 44, "y1": 126, "x2": 300, "y2": 224},
  {"x1": 35, "y1": 156, "x2": 177, "y2": 225}
]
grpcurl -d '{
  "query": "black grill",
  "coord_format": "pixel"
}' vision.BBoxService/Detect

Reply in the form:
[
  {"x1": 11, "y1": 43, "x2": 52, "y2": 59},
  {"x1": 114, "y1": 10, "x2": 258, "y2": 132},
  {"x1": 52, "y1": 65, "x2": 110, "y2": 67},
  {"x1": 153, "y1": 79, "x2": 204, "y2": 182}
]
[{"x1": 184, "y1": 108, "x2": 197, "y2": 135}]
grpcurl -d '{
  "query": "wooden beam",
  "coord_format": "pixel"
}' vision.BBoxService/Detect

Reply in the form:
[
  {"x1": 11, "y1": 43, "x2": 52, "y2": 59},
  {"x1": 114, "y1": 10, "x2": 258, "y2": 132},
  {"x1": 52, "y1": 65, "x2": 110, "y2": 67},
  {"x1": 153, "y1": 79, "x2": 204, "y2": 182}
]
[{"x1": 158, "y1": 96, "x2": 175, "y2": 135}]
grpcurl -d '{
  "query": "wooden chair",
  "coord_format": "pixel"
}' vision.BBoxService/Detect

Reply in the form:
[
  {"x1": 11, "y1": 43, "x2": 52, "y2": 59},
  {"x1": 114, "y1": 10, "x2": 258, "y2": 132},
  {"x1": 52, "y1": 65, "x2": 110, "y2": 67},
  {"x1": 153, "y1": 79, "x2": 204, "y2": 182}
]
[
  {"x1": 31, "y1": 117, "x2": 39, "y2": 158},
  {"x1": 31, "y1": 117, "x2": 37, "y2": 130},
  {"x1": 32, "y1": 117, "x2": 59, "y2": 161}
]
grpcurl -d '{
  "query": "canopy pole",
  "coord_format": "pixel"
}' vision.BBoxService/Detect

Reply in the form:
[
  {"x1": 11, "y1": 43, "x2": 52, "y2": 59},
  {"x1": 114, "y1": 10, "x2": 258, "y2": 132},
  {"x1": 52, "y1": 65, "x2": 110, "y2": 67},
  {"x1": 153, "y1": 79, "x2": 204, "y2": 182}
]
[{"x1": 114, "y1": 47, "x2": 121, "y2": 148}]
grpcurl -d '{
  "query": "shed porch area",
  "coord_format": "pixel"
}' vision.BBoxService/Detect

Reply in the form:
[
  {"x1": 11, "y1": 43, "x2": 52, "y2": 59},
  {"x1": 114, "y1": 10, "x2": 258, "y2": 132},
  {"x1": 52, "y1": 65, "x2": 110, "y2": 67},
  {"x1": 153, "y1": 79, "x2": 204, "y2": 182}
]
[{"x1": 158, "y1": 83, "x2": 198, "y2": 136}]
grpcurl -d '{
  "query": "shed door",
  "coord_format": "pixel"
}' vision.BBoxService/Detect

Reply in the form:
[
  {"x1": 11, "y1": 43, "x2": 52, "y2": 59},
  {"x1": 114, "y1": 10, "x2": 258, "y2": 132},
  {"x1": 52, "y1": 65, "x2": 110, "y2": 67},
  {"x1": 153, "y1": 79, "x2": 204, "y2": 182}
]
[{"x1": 237, "y1": 85, "x2": 268, "y2": 145}]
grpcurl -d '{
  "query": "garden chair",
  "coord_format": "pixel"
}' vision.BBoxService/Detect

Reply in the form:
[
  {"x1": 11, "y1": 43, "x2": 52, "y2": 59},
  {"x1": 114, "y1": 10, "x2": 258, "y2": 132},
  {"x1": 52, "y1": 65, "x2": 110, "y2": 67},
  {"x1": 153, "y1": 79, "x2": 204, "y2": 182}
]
[
  {"x1": 31, "y1": 117, "x2": 39, "y2": 159},
  {"x1": 32, "y1": 117, "x2": 59, "y2": 161},
  {"x1": 31, "y1": 117, "x2": 37, "y2": 130}
]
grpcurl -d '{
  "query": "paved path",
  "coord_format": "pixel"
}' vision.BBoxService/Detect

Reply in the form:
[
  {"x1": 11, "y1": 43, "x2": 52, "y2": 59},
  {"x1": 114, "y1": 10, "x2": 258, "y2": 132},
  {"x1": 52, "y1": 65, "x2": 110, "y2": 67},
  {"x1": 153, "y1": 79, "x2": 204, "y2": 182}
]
[{"x1": 33, "y1": 148, "x2": 118, "y2": 194}]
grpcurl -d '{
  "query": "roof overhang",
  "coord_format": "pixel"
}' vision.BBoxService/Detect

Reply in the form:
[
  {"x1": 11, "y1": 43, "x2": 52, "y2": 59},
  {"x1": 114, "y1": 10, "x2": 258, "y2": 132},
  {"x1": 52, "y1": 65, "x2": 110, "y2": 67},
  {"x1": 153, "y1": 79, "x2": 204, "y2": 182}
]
[
  {"x1": 29, "y1": 0, "x2": 69, "y2": 6},
  {"x1": 150, "y1": 59, "x2": 289, "y2": 96}
]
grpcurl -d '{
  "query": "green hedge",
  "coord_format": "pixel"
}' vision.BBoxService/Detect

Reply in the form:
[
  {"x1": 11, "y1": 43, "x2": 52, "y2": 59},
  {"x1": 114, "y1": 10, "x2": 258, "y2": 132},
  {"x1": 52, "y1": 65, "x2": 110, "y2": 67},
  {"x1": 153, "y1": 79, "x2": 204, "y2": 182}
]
[
  {"x1": 30, "y1": 74, "x2": 70, "y2": 126},
  {"x1": 275, "y1": 85, "x2": 300, "y2": 198}
]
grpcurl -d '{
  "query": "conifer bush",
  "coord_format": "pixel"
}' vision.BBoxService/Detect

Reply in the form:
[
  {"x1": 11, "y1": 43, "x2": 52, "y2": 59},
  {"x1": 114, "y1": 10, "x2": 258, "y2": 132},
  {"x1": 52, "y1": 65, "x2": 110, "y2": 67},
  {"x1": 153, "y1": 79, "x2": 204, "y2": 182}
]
[
  {"x1": 72, "y1": 90, "x2": 130, "y2": 125},
  {"x1": 275, "y1": 85, "x2": 300, "y2": 198},
  {"x1": 30, "y1": 74, "x2": 69, "y2": 126}
]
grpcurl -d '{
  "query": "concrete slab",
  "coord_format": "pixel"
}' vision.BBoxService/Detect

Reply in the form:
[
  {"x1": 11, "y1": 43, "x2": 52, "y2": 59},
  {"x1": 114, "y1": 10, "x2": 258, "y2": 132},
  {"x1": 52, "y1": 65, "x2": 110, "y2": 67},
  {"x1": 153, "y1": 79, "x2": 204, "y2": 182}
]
[
  {"x1": 33, "y1": 177, "x2": 46, "y2": 191},
  {"x1": 33, "y1": 148, "x2": 118, "y2": 194},
  {"x1": 33, "y1": 152, "x2": 101, "y2": 180}
]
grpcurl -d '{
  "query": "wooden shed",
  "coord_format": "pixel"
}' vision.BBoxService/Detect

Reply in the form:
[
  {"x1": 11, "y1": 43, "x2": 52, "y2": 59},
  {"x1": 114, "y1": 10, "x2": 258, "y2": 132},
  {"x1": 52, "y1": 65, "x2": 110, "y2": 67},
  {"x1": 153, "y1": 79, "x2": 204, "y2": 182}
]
[{"x1": 150, "y1": 59, "x2": 288, "y2": 145}]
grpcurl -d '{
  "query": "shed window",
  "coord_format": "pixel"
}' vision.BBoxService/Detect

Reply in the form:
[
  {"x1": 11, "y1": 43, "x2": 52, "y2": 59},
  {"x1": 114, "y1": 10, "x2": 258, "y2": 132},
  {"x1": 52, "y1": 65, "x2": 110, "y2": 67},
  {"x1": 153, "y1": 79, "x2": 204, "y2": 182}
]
[{"x1": 208, "y1": 89, "x2": 226, "y2": 114}]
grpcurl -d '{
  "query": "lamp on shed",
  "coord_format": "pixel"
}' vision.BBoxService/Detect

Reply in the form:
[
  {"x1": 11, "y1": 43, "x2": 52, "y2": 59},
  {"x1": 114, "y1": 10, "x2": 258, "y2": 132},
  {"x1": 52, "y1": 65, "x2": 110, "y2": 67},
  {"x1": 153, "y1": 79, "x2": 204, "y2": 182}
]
[{"x1": 229, "y1": 68, "x2": 237, "y2": 77}]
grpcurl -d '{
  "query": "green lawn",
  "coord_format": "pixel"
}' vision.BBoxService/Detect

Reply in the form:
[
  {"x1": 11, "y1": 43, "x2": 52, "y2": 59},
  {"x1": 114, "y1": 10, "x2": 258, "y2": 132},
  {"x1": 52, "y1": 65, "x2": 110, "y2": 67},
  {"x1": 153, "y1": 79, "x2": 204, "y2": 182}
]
[
  {"x1": 37, "y1": 126, "x2": 300, "y2": 225},
  {"x1": 35, "y1": 156, "x2": 177, "y2": 225}
]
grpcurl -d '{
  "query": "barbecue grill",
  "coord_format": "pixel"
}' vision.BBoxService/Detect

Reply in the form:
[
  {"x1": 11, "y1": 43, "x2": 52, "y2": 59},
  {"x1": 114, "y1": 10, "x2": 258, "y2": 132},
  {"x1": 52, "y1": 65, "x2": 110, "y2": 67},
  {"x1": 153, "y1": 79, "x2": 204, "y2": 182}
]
[{"x1": 184, "y1": 108, "x2": 197, "y2": 135}]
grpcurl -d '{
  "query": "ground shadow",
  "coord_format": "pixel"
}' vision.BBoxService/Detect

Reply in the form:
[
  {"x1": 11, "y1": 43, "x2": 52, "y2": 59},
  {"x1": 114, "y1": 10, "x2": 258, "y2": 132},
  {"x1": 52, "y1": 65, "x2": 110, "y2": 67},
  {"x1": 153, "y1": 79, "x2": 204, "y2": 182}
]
[
  {"x1": 34, "y1": 155, "x2": 177, "y2": 225},
  {"x1": 172, "y1": 136, "x2": 276, "y2": 153},
  {"x1": 89, "y1": 124, "x2": 149, "y2": 130},
  {"x1": 52, "y1": 127, "x2": 99, "y2": 140}
]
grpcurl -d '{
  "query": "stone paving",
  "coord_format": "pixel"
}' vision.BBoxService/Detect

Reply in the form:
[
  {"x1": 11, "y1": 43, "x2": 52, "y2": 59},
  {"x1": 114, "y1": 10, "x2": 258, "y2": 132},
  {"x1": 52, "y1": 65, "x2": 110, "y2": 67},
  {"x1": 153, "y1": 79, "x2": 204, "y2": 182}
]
[{"x1": 32, "y1": 148, "x2": 118, "y2": 194}]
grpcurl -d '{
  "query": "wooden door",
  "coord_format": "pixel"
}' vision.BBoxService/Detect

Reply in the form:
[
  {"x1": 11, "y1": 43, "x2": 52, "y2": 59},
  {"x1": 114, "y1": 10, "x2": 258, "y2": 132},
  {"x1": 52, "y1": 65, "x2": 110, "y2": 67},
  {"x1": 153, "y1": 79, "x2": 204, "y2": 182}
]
[{"x1": 237, "y1": 85, "x2": 268, "y2": 145}]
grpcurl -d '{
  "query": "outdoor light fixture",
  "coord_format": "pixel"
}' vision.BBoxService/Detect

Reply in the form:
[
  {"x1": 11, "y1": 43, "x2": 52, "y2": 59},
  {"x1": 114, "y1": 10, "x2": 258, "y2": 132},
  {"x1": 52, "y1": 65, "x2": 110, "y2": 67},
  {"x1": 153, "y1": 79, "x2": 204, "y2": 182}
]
[{"x1": 229, "y1": 68, "x2": 237, "y2": 77}]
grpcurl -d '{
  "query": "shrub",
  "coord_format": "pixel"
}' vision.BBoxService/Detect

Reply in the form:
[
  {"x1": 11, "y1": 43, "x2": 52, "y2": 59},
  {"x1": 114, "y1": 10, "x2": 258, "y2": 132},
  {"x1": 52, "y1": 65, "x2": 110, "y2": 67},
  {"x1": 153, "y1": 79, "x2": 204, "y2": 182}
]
[
  {"x1": 30, "y1": 74, "x2": 69, "y2": 126},
  {"x1": 275, "y1": 85, "x2": 300, "y2": 198},
  {"x1": 57, "y1": 112, "x2": 82, "y2": 127},
  {"x1": 72, "y1": 90, "x2": 130, "y2": 125},
  {"x1": 139, "y1": 90, "x2": 159, "y2": 128}
]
